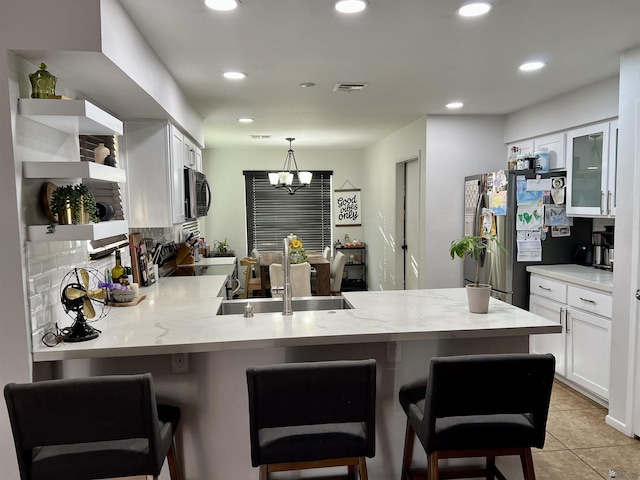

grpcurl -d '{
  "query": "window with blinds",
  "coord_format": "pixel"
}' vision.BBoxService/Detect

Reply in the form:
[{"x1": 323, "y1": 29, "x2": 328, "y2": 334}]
[{"x1": 244, "y1": 170, "x2": 333, "y2": 252}]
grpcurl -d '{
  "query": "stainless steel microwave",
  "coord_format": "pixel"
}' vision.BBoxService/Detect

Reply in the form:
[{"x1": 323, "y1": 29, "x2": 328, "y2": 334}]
[{"x1": 184, "y1": 167, "x2": 211, "y2": 219}]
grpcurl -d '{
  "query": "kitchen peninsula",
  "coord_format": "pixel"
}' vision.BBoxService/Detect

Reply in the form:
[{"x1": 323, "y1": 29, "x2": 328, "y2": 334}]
[
  {"x1": 32, "y1": 277, "x2": 561, "y2": 480},
  {"x1": 32, "y1": 276, "x2": 560, "y2": 361}
]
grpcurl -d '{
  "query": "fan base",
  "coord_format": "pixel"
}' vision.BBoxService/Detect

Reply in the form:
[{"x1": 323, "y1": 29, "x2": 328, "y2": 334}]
[{"x1": 63, "y1": 321, "x2": 100, "y2": 343}]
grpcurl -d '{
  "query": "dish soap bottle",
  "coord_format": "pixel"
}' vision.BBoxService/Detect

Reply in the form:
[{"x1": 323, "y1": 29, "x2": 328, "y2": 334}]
[{"x1": 111, "y1": 249, "x2": 125, "y2": 284}]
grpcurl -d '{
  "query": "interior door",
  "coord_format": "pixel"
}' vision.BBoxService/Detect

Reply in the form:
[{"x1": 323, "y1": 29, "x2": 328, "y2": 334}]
[{"x1": 403, "y1": 159, "x2": 420, "y2": 290}]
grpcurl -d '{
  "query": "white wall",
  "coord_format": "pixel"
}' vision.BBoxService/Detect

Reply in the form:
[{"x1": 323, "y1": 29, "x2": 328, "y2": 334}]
[
  {"x1": 0, "y1": 51, "x2": 32, "y2": 480},
  {"x1": 424, "y1": 115, "x2": 506, "y2": 288},
  {"x1": 362, "y1": 117, "x2": 427, "y2": 291},
  {"x1": 607, "y1": 44, "x2": 640, "y2": 436},
  {"x1": 202, "y1": 146, "x2": 364, "y2": 259},
  {"x1": 505, "y1": 75, "x2": 619, "y2": 143}
]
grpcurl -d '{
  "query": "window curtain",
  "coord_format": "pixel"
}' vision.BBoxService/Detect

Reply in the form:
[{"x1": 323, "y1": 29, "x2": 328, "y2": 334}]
[{"x1": 244, "y1": 170, "x2": 333, "y2": 252}]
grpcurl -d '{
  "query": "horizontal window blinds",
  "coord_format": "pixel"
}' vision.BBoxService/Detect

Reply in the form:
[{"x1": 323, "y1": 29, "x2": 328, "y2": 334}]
[{"x1": 245, "y1": 170, "x2": 332, "y2": 253}]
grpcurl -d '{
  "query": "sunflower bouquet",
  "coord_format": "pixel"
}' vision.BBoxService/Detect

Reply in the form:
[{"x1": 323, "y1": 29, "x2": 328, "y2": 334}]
[{"x1": 288, "y1": 235, "x2": 308, "y2": 264}]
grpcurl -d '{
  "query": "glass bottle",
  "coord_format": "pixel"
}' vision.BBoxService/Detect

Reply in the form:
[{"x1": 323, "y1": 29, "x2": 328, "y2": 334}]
[{"x1": 111, "y1": 249, "x2": 125, "y2": 284}]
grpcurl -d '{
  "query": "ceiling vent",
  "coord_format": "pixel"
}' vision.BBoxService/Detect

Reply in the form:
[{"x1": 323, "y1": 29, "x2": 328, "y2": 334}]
[
  {"x1": 249, "y1": 135, "x2": 272, "y2": 140},
  {"x1": 333, "y1": 82, "x2": 369, "y2": 92}
]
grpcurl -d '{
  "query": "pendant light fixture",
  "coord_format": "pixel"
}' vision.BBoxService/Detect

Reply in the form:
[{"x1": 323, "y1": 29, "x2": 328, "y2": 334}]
[{"x1": 269, "y1": 138, "x2": 312, "y2": 195}]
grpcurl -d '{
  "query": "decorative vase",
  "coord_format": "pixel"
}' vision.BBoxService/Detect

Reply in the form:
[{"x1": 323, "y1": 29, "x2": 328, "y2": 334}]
[
  {"x1": 29, "y1": 63, "x2": 57, "y2": 99},
  {"x1": 94, "y1": 143, "x2": 110, "y2": 164},
  {"x1": 290, "y1": 250, "x2": 307, "y2": 264},
  {"x1": 465, "y1": 284, "x2": 492, "y2": 314}
]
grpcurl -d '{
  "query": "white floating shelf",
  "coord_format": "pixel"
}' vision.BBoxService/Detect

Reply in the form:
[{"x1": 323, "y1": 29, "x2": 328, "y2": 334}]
[
  {"x1": 23, "y1": 161, "x2": 126, "y2": 183},
  {"x1": 18, "y1": 98, "x2": 123, "y2": 136},
  {"x1": 27, "y1": 220, "x2": 129, "y2": 242}
]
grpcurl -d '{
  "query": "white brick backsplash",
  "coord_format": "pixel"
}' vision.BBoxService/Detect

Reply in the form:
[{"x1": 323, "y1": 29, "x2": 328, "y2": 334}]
[
  {"x1": 41, "y1": 255, "x2": 57, "y2": 274},
  {"x1": 29, "y1": 292, "x2": 44, "y2": 313},
  {"x1": 28, "y1": 241, "x2": 49, "y2": 258},
  {"x1": 33, "y1": 275, "x2": 49, "y2": 294},
  {"x1": 28, "y1": 258, "x2": 42, "y2": 276},
  {"x1": 27, "y1": 238, "x2": 92, "y2": 336}
]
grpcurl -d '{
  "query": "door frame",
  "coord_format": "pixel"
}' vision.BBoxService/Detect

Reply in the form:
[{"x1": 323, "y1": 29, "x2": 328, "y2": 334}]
[{"x1": 395, "y1": 153, "x2": 422, "y2": 290}]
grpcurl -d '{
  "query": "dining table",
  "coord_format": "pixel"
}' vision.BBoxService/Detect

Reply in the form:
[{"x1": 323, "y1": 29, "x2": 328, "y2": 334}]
[{"x1": 258, "y1": 251, "x2": 331, "y2": 296}]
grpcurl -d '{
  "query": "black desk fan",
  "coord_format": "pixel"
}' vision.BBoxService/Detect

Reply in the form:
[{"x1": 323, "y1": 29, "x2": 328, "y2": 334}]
[{"x1": 59, "y1": 267, "x2": 109, "y2": 342}]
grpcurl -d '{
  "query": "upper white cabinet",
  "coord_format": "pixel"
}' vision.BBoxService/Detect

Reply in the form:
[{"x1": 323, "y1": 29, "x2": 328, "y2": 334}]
[
  {"x1": 18, "y1": 98, "x2": 123, "y2": 136},
  {"x1": 533, "y1": 133, "x2": 566, "y2": 170},
  {"x1": 182, "y1": 135, "x2": 203, "y2": 171},
  {"x1": 607, "y1": 120, "x2": 619, "y2": 216},
  {"x1": 507, "y1": 139, "x2": 534, "y2": 158},
  {"x1": 566, "y1": 121, "x2": 616, "y2": 217},
  {"x1": 125, "y1": 122, "x2": 185, "y2": 227}
]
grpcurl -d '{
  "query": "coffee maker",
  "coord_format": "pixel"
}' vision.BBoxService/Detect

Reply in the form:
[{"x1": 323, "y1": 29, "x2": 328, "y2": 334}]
[{"x1": 592, "y1": 228, "x2": 614, "y2": 271}]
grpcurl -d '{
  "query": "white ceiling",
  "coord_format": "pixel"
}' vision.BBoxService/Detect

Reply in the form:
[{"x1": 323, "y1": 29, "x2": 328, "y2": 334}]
[{"x1": 77, "y1": 1, "x2": 640, "y2": 149}]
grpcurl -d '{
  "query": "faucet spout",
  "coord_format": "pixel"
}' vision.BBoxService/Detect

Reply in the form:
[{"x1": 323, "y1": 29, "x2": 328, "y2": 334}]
[{"x1": 282, "y1": 237, "x2": 293, "y2": 316}]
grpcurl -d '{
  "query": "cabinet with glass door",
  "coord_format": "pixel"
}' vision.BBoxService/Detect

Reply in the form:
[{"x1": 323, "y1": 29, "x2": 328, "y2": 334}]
[{"x1": 566, "y1": 120, "x2": 618, "y2": 217}]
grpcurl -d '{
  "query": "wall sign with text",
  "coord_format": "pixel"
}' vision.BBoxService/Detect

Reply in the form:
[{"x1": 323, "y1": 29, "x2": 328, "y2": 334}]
[{"x1": 334, "y1": 189, "x2": 361, "y2": 226}]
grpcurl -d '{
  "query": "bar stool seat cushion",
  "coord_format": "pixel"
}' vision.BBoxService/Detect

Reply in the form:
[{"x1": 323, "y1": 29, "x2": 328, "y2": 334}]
[{"x1": 258, "y1": 421, "x2": 368, "y2": 465}]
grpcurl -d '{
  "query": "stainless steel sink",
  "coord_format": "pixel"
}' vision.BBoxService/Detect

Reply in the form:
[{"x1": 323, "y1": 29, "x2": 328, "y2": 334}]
[{"x1": 217, "y1": 296, "x2": 352, "y2": 315}]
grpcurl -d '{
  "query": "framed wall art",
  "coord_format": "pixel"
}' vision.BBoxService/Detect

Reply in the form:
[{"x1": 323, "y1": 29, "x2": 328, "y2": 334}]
[{"x1": 334, "y1": 187, "x2": 361, "y2": 226}]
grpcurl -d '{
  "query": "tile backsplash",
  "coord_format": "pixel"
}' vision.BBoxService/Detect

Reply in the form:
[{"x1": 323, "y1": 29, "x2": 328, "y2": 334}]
[{"x1": 27, "y1": 240, "x2": 130, "y2": 348}]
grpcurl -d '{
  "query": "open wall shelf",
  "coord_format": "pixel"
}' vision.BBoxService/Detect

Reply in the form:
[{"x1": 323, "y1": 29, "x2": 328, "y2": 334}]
[{"x1": 18, "y1": 98, "x2": 123, "y2": 136}]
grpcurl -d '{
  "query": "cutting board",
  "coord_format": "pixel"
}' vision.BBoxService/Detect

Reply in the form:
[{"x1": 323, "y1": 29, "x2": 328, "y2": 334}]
[{"x1": 108, "y1": 294, "x2": 146, "y2": 307}]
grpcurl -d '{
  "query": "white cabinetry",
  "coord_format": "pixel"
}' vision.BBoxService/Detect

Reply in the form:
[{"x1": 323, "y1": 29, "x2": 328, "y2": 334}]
[
  {"x1": 181, "y1": 135, "x2": 203, "y2": 171},
  {"x1": 507, "y1": 139, "x2": 534, "y2": 158},
  {"x1": 566, "y1": 121, "x2": 617, "y2": 217},
  {"x1": 19, "y1": 98, "x2": 127, "y2": 242},
  {"x1": 533, "y1": 133, "x2": 566, "y2": 170},
  {"x1": 125, "y1": 122, "x2": 185, "y2": 227},
  {"x1": 529, "y1": 273, "x2": 611, "y2": 401}
]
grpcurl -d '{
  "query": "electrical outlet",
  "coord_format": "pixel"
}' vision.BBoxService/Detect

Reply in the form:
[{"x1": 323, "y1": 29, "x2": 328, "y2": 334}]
[
  {"x1": 171, "y1": 353, "x2": 189, "y2": 373},
  {"x1": 386, "y1": 342, "x2": 402, "y2": 363}
]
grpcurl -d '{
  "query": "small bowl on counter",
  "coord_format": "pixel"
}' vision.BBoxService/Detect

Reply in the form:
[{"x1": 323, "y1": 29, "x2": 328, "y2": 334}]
[{"x1": 110, "y1": 288, "x2": 137, "y2": 303}]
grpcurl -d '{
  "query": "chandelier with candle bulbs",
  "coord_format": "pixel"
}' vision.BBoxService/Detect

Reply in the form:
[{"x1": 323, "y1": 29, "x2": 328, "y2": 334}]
[{"x1": 269, "y1": 138, "x2": 312, "y2": 195}]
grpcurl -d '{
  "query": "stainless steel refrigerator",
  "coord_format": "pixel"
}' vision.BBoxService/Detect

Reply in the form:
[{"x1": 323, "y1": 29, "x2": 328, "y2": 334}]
[{"x1": 463, "y1": 170, "x2": 592, "y2": 310}]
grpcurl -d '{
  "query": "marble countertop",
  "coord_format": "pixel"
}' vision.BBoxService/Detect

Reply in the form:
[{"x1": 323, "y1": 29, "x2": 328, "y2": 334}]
[
  {"x1": 526, "y1": 264, "x2": 613, "y2": 293},
  {"x1": 32, "y1": 277, "x2": 561, "y2": 362}
]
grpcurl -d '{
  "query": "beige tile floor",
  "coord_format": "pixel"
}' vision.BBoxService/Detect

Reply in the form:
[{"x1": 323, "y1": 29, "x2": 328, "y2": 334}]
[{"x1": 533, "y1": 381, "x2": 640, "y2": 480}]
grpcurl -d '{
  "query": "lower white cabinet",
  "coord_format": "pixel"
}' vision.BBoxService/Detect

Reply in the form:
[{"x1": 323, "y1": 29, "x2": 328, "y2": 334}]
[
  {"x1": 529, "y1": 273, "x2": 611, "y2": 400},
  {"x1": 566, "y1": 308, "x2": 611, "y2": 399}
]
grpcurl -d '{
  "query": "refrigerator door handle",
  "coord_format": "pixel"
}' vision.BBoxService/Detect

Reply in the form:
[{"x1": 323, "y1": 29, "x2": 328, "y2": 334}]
[{"x1": 474, "y1": 193, "x2": 488, "y2": 267}]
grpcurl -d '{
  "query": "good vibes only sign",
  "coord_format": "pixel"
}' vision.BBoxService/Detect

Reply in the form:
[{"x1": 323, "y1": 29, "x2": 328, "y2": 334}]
[{"x1": 334, "y1": 188, "x2": 361, "y2": 226}]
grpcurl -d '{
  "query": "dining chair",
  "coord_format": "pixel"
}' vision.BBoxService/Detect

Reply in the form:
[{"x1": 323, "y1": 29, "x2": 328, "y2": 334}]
[
  {"x1": 246, "y1": 359, "x2": 376, "y2": 480},
  {"x1": 330, "y1": 251, "x2": 347, "y2": 293},
  {"x1": 4, "y1": 373, "x2": 181, "y2": 480},
  {"x1": 323, "y1": 246, "x2": 332, "y2": 261},
  {"x1": 250, "y1": 248, "x2": 270, "y2": 293},
  {"x1": 240, "y1": 256, "x2": 263, "y2": 298},
  {"x1": 399, "y1": 353, "x2": 555, "y2": 480},
  {"x1": 269, "y1": 262, "x2": 311, "y2": 297}
]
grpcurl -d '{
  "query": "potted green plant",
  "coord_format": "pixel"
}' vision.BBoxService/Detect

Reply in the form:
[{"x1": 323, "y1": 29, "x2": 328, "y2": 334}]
[
  {"x1": 213, "y1": 238, "x2": 230, "y2": 255},
  {"x1": 450, "y1": 235, "x2": 506, "y2": 313},
  {"x1": 47, "y1": 184, "x2": 99, "y2": 234}
]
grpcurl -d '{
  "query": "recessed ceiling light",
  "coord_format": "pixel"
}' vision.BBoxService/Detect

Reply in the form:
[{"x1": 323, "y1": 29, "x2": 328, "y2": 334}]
[
  {"x1": 519, "y1": 62, "x2": 546, "y2": 72},
  {"x1": 446, "y1": 102, "x2": 464, "y2": 109},
  {"x1": 335, "y1": 0, "x2": 368, "y2": 14},
  {"x1": 457, "y1": 2, "x2": 493, "y2": 17},
  {"x1": 299, "y1": 82, "x2": 316, "y2": 88},
  {"x1": 205, "y1": 0, "x2": 240, "y2": 11},
  {"x1": 223, "y1": 71, "x2": 246, "y2": 80},
  {"x1": 238, "y1": 118, "x2": 254, "y2": 123}
]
